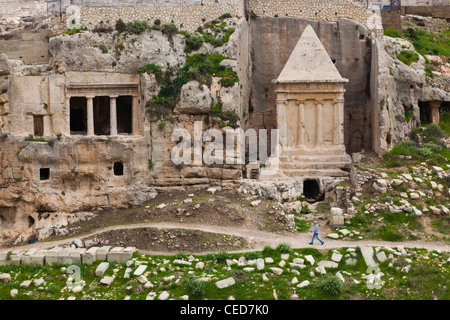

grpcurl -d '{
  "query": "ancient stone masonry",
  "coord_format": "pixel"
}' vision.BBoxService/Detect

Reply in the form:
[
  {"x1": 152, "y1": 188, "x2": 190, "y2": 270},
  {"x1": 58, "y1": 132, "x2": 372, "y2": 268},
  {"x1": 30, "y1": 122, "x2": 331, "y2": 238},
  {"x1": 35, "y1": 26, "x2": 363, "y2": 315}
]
[
  {"x1": 247, "y1": 0, "x2": 374, "y2": 29},
  {"x1": 78, "y1": 0, "x2": 245, "y2": 32},
  {"x1": 270, "y1": 25, "x2": 351, "y2": 179}
]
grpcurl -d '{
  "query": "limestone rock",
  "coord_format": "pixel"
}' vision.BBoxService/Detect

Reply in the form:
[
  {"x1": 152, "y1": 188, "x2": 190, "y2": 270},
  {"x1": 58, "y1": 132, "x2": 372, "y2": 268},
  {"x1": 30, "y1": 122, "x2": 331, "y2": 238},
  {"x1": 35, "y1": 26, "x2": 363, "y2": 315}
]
[
  {"x1": 215, "y1": 277, "x2": 235, "y2": 289},
  {"x1": 304, "y1": 255, "x2": 315, "y2": 265},
  {"x1": 0, "y1": 53, "x2": 10, "y2": 76},
  {"x1": 95, "y1": 262, "x2": 110, "y2": 277},
  {"x1": 175, "y1": 80, "x2": 213, "y2": 114},
  {"x1": 269, "y1": 267, "x2": 283, "y2": 276},
  {"x1": 297, "y1": 280, "x2": 310, "y2": 288},
  {"x1": 158, "y1": 291, "x2": 170, "y2": 300}
]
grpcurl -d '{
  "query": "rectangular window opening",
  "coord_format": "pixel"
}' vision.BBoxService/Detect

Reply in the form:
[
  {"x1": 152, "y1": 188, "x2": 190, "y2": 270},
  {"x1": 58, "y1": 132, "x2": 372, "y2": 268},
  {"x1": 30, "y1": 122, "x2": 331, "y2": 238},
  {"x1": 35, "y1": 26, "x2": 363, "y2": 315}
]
[
  {"x1": 40, "y1": 168, "x2": 50, "y2": 181},
  {"x1": 113, "y1": 162, "x2": 124, "y2": 176}
]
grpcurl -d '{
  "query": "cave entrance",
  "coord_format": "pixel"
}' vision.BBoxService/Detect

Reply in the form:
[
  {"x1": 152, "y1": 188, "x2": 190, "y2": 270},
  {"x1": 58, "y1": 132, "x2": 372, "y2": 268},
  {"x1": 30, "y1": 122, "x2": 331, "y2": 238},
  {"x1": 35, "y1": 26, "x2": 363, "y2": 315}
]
[
  {"x1": 419, "y1": 101, "x2": 431, "y2": 126},
  {"x1": 303, "y1": 179, "x2": 324, "y2": 203},
  {"x1": 70, "y1": 97, "x2": 87, "y2": 134},
  {"x1": 94, "y1": 96, "x2": 110, "y2": 135},
  {"x1": 117, "y1": 96, "x2": 133, "y2": 134}
]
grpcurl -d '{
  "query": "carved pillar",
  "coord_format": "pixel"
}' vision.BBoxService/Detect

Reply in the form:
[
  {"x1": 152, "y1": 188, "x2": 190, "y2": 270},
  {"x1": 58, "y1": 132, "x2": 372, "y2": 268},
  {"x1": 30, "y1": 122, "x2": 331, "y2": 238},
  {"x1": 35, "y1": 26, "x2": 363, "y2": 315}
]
[
  {"x1": 110, "y1": 95, "x2": 118, "y2": 136},
  {"x1": 333, "y1": 98, "x2": 344, "y2": 145},
  {"x1": 132, "y1": 95, "x2": 139, "y2": 135},
  {"x1": 315, "y1": 100, "x2": 323, "y2": 147},
  {"x1": 297, "y1": 101, "x2": 305, "y2": 148},
  {"x1": 430, "y1": 101, "x2": 441, "y2": 125},
  {"x1": 86, "y1": 96, "x2": 94, "y2": 136},
  {"x1": 277, "y1": 99, "x2": 287, "y2": 151}
]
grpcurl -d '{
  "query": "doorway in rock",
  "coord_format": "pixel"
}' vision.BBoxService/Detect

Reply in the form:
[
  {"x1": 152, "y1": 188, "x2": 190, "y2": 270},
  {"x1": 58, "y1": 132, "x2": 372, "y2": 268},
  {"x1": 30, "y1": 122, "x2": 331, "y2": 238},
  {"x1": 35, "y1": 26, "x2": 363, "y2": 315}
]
[
  {"x1": 94, "y1": 96, "x2": 111, "y2": 135},
  {"x1": 303, "y1": 179, "x2": 324, "y2": 203},
  {"x1": 419, "y1": 101, "x2": 431, "y2": 125},
  {"x1": 70, "y1": 97, "x2": 87, "y2": 134},
  {"x1": 117, "y1": 96, "x2": 133, "y2": 134}
]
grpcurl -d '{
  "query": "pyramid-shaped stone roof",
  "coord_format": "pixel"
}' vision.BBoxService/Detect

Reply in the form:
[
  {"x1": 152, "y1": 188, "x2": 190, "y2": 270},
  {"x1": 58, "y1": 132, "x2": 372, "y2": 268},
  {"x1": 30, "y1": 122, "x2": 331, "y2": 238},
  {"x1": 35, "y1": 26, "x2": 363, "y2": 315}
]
[{"x1": 275, "y1": 25, "x2": 347, "y2": 83}]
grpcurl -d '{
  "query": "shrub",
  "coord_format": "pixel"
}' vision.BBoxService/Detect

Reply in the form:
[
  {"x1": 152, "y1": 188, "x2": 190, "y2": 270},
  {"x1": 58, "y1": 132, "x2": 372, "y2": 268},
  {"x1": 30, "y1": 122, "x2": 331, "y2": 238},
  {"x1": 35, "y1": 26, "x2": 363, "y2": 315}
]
[
  {"x1": 98, "y1": 44, "x2": 108, "y2": 53},
  {"x1": 130, "y1": 20, "x2": 148, "y2": 34},
  {"x1": 158, "y1": 121, "x2": 166, "y2": 130},
  {"x1": 215, "y1": 250, "x2": 230, "y2": 263},
  {"x1": 184, "y1": 34, "x2": 204, "y2": 53},
  {"x1": 148, "y1": 159, "x2": 154, "y2": 169},
  {"x1": 137, "y1": 64, "x2": 164, "y2": 82},
  {"x1": 317, "y1": 275, "x2": 343, "y2": 296},
  {"x1": 276, "y1": 243, "x2": 292, "y2": 254},
  {"x1": 115, "y1": 19, "x2": 127, "y2": 33},
  {"x1": 162, "y1": 23, "x2": 178, "y2": 38},
  {"x1": 219, "y1": 13, "x2": 232, "y2": 20},
  {"x1": 425, "y1": 123, "x2": 445, "y2": 139},
  {"x1": 185, "y1": 277, "x2": 206, "y2": 298},
  {"x1": 244, "y1": 252, "x2": 260, "y2": 260}
]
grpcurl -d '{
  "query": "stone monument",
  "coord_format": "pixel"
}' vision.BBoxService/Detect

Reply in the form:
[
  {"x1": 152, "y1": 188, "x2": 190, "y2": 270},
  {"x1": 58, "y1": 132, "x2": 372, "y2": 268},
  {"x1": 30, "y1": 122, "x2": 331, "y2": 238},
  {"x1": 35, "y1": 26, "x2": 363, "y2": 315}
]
[{"x1": 271, "y1": 24, "x2": 352, "y2": 178}]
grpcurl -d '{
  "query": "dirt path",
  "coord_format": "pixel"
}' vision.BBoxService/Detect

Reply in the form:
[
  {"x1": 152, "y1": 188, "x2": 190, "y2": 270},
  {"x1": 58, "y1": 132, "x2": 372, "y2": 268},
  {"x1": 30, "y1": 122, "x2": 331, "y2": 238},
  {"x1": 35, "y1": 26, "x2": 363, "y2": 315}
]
[{"x1": 2, "y1": 221, "x2": 449, "y2": 255}]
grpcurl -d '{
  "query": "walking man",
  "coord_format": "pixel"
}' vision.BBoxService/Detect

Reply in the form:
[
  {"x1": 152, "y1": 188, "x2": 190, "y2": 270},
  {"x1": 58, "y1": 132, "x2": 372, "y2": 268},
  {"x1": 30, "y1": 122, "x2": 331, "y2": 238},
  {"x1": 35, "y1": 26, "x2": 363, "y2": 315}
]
[{"x1": 310, "y1": 221, "x2": 324, "y2": 245}]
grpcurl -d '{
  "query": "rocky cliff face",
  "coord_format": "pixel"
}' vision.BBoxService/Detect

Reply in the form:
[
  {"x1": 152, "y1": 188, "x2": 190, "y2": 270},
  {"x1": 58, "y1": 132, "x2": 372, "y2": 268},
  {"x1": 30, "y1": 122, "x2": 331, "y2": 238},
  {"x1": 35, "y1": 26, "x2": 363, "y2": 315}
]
[
  {"x1": 0, "y1": 17, "x2": 250, "y2": 244},
  {"x1": 373, "y1": 35, "x2": 450, "y2": 153}
]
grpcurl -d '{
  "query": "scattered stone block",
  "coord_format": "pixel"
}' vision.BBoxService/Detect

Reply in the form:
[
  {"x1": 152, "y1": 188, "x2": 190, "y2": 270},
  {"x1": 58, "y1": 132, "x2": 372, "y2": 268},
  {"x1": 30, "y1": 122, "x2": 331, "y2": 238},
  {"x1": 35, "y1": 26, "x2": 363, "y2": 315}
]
[
  {"x1": 318, "y1": 261, "x2": 339, "y2": 268},
  {"x1": 100, "y1": 276, "x2": 115, "y2": 286},
  {"x1": 256, "y1": 258, "x2": 265, "y2": 270},
  {"x1": 270, "y1": 267, "x2": 283, "y2": 275},
  {"x1": 297, "y1": 280, "x2": 310, "y2": 288},
  {"x1": 133, "y1": 264, "x2": 147, "y2": 276},
  {"x1": 158, "y1": 291, "x2": 170, "y2": 300},
  {"x1": 331, "y1": 252, "x2": 343, "y2": 262},
  {"x1": 376, "y1": 251, "x2": 388, "y2": 263},
  {"x1": 215, "y1": 277, "x2": 235, "y2": 289},
  {"x1": 95, "y1": 262, "x2": 110, "y2": 277},
  {"x1": 304, "y1": 255, "x2": 315, "y2": 265},
  {"x1": 360, "y1": 246, "x2": 377, "y2": 266},
  {"x1": 0, "y1": 273, "x2": 11, "y2": 282}
]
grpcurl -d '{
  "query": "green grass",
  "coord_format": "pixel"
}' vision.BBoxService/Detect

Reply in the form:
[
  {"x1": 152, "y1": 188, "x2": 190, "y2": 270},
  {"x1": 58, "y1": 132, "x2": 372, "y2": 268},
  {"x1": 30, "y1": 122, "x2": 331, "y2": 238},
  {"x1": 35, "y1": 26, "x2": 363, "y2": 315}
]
[
  {"x1": 439, "y1": 113, "x2": 450, "y2": 137},
  {"x1": 403, "y1": 27, "x2": 450, "y2": 57},
  {"x1": 0, "y1": 246, "x2": 448, "y2": 300},
  {"x1": 384, "y1": 28, "x2": 402, "y2": 38},
  {"x1": 396, "y1": 50, "x2": 419, "y2": 66}
]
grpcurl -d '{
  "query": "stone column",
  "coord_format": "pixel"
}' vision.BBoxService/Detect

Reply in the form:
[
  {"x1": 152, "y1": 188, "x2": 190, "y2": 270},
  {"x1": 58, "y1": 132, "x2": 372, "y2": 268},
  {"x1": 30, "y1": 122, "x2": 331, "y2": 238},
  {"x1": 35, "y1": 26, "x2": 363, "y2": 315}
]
[
  {"x1": 315, "y1": 100, "x2": 323, "y2": 147},
  {"x1": 430, "y1": 101, "x2": 441, "y2": 125},
  {"x1": 110, "y1": 95, "x2": 118, "y2": 136},
  {"x1": 333, "y1": 99, "x2": 344, "y2": 145},
  {"x1": 86, "y1": 96, "x2": 95, "y2": 136},
  {"x1": 132, "y1": 95, "x2": 139, "y2": 135},
  {"x1": 277, "y1": 100, "x2": 287, "y2": 151},
  {"x1": 297, "y1": 101, "x2": 305, "y2": 148}
]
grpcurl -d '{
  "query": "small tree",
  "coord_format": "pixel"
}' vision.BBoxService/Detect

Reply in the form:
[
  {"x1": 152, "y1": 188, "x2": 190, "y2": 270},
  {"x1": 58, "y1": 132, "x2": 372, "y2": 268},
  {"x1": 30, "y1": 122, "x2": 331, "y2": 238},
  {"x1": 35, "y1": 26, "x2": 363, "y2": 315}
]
[
  {"x1": 115, "y1": 19, "x2": 127, "y2": 33},
  {"x1": 317, "y1": 275, "x2": 343, "y2": 296}
]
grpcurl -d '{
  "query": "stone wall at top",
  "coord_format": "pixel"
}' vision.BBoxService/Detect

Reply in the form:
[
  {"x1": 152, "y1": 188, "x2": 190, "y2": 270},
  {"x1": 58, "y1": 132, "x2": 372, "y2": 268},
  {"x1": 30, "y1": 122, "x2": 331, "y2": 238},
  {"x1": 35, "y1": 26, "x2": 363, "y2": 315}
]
[
  {"x1": 247, "y1": 0, "x2": 373, "y2": 27},
  {"x1": 79, "y1": 0, "x2": 245, "y2": 32}
]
